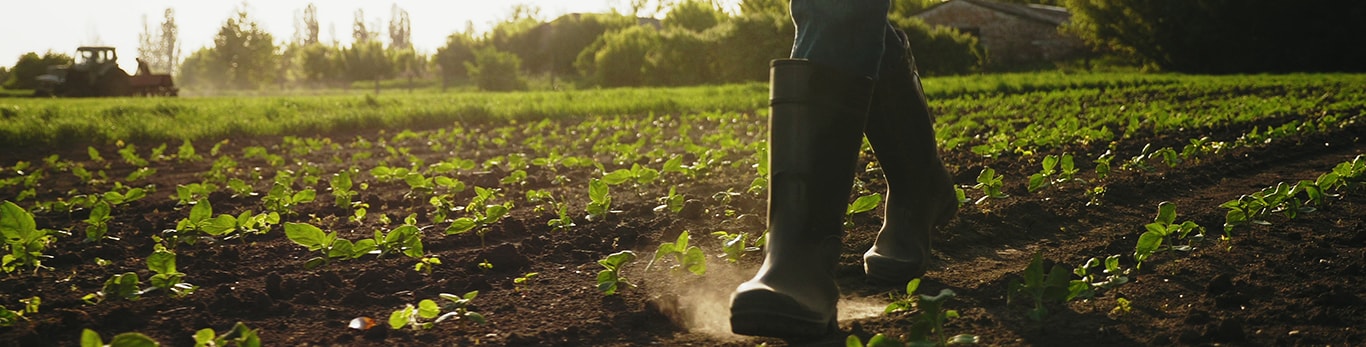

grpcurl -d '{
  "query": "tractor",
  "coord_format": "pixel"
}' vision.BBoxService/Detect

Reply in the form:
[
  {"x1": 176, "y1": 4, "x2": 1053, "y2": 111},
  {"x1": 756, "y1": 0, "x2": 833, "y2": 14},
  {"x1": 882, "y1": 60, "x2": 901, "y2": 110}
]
[{"x1": 34, "y1": 46, "x2": 178, "y2": 97}]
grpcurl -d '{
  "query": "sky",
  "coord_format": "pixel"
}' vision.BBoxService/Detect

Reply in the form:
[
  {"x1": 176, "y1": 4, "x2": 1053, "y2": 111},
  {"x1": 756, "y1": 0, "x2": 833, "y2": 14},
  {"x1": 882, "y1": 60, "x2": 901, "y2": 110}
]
[{"x1": 0, "y1": 0, "x2": 733, "y2": 73}]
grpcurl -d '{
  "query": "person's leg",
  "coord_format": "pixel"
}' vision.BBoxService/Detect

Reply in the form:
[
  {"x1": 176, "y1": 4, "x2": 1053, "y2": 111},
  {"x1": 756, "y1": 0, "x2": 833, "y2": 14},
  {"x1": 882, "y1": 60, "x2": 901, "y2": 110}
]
[
  {"x1": 728, "y1": 0, "x2": 889, "y2": 339},
  {"x1": 790, "y1": 0, "x2": 889, "y2": 79},
  {"x1": 862, "y1": 24, "x2": 958, "y2": 285}
]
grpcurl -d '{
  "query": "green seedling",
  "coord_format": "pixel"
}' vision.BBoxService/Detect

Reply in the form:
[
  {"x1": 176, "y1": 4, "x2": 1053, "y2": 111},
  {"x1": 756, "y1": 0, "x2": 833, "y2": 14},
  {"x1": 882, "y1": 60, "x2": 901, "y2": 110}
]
[
  {"x1": 1133, "y1": 202, "x2": 1205, "y2": 268},
  {"x1": 261, "y1": 182, "x2": 316, "y2": 215},
  {"x1": 846, "y1": 193, "x2": 883, "y2": 228},
  {"x1": 125, "y1": 167, "x2": 156, "y2": 182},
  {"x1": 102, "y1": 183, "x2": 149, "y2": 206},
  {"x1": 84, "y1": 272, "x2": 143, "y2": 304},
  {"x1": 585, "y1": 178, "x2": 613, "y2": 221},
  {"x1": 87, "y1": 146, "x2": 105, "y2": 163},
  {"x1": 711, "y1": 231, "x2": 759, "y2": 264},
  {"x1": 1069, "y1": 255, "x2": 1129, "y2": 301},
  {"x1": 1, "y1": 201, "x2": 55, "y2": 273},
  {"x1": 1027, "y1": 153, "x2": 1081, "y2": 192},
  {"x1": 500, "y1": 169, "x2": 529, "y2": 186},
  {"x1": 171, "y1": 199, "x2": 239, "y2": 244},
  {"x1": 177, "y1": 139, "x2": 201, "y2": 163},
  {"x1": 547, "y1": 202, "x2": 576, "y2": 231},
  {"x1": 1109, "y1": 297, "x2": 1133, "y2": 319},
  {"x1": 971, "y1": 167, "x2": 1008, "y2": 204},
  {"x1": 147, "y1": 245, "x2": 197, "y2": 297},
  {"x1": 513, "y1": 272, "x2": 539, "y2": 291},
  {"x1": 81, "y1": 328, "x2": 160, "y2": 347},
  {"x1": 330, "y1": 170, "x2": 358, "y2": 209},
  {"x1": 602, "y1": 163, "x2": 661, "y2": 187},
  {"x1": 226, "y1": 178, "x2": 254, "y2": 197},
  {"x1": 1007, "y1": 251, "x2": 1072, "y2": 321},
  {"x1": 373, "y1": 224, "x2": 424, "y2": 259},
  {"x1": 748, "y1": 147, "x2": 769, "y2": 195},
  {"x1": 389, "y1": 291, "x2": 487, "y2": 330},
  {"x1": 524, "y1": 189, "x2": 554, "y2": 212},
  {"x1": 597, "y1": 250, "x2": 637, "y2": 295},
  {"x1": 662, "y1": 155, "x2": 696, "y2": 179},
  {"x1": 446, "y1": 187, "x2": 514, "y2": 245},
  {"x1": 117, "y1": 143, "x2": 149, "y2": 167},
  {"x1": 174, "y1": 183, "x2": 218, "y2": 205},
  {"x1": 477, "y1": 259, "x2": 494, "y2": 271},
  {"x1": 654, "y1": 186, "x2": 685, "y2": 214},
  {"x1": 284, "y1": 222, "x2": 375, "y2": 268},
  {"x1": 193, "y1": 322, "x2": 261, "y2": 347},
  {"x1": 0, "y1": 296, "x2": 39, "y2": 327},
  {"x1": 646, "y1": 231, "x2": 706, "y2": 275},
  {"x1": 877, "y1": 278, "x2": 978, "y2": 346},
  {"x1": 414, "y1": 256, "x2": 441, "y2": 275},
  {"x1": 84, "y1": 201, "x2": 114, "y2": 242}
]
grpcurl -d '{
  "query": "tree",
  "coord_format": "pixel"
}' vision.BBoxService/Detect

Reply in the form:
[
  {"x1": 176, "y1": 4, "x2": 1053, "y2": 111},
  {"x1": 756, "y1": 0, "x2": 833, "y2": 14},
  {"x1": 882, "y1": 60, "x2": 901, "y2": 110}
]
[
  {"x1": 890, "y1": 0, "x2": 942, "y2": 18},
  {"x1": 342, "y1": 40, "x2": 394, "y2": 94},
  {"x1": 296, "y1": 43, "x2": 341, "y2": 87},
  {"x1": 703, "y1": 11, "x2": 792, "y2": 83},
  {"x1": 664, "y1": 0, "x2": 725, "y2": 32},
  {"x1": 890, "y1": 17, "x2": 983, "y2": 75},
  {"x1": 1063, "y1": 0, "x2": 1366, "y2": 73},
  {"x1": 0, "y1": 67, "x2": 8, "y2": 89},
  {"x1": 544, "y1": 13, "x2": 637, "y2": 82},
  {"x1": 353, "y1": 9, "x2": 379, "y2": 43},
  {"x1": 646, "y1": 28, "x2": 715, "y2": 85},
  {"x1": 576, "y1": 25, "x2": 661, "y2": 87},
  {"x1": 434, "y1": 32, "x2": 479, "y2": 91},
  {"x1": 211, "y1": 5, "x2": 278, "y2": 89},
  {"x1": 137, "y1": 8, "x2": 179, "y2": 74},
  {"x1": 299, "y1": 3, "x2": 320, "y2": 45},
  {"x1": 3, "y1": 52, "x2": 73, "y2": 90},
  {"x1": 466, "y1": 48, "x2": 527, "y2": 91},
  {"x1": 388, "y1": 4, "x2": 412, "y2": 50},
  {"x1": 177, "y1": 47, "x2": 221, "y2": 89}
]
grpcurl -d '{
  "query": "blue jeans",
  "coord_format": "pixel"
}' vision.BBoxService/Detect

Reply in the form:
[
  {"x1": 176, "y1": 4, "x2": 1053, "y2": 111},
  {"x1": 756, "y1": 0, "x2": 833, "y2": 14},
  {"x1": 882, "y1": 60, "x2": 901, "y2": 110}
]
[{"x1": 790, "y1": 0, "x2": 901, "y2": 80}]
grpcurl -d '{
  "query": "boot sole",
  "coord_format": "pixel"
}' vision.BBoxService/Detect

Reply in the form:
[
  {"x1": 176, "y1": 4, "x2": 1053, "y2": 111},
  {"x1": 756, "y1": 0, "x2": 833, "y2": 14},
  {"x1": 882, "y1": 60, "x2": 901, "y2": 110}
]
[{"x1": 730, "y1": 291, "x2": 837, "y2": 339}]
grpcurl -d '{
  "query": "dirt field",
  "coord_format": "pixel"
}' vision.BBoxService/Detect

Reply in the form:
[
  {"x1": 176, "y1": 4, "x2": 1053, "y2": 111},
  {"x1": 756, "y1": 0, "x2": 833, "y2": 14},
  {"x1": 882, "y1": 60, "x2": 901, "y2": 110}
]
[{"x1": 1, "y1": 110, "x2": 1363, "y2": 346}]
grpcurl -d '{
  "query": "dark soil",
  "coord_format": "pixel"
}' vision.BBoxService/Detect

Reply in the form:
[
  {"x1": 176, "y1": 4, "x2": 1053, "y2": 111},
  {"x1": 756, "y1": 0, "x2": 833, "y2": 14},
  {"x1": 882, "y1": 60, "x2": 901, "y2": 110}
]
[{"x1": 1, "y1": 112, "x2": 1364, "y2": 347}]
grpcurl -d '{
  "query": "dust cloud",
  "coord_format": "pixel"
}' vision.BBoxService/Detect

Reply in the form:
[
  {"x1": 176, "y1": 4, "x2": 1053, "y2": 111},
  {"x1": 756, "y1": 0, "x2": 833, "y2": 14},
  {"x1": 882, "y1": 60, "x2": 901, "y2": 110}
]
[{"x1": 644, "y1": 260, "x2": 889, "y2": 340}]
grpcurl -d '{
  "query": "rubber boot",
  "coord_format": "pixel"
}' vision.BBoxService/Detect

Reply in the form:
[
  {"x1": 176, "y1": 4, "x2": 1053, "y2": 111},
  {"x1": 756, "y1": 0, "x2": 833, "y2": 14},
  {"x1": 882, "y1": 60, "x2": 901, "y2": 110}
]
[
  {"x1": 729, "y1": 59, "x2": 874, "y2": 339},
  {"x1": 862, "y1": 32, "x2": 959, "y2": 285}
]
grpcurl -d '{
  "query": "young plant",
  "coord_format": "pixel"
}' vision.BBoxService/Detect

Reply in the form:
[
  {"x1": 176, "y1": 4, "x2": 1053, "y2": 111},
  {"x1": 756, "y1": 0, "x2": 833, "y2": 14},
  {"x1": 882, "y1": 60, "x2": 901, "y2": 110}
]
[
  {"x1": 169, "y1": 199, "x2": 240, "y2": 245},
  {"x1": 1007, "y1": 251, "x2": 1072, "y2": 321},
  {"x1": 146, "y1": 245, "x2": 197, "y2": 297},
  {"x1": 971, "y1": 167, "x2": 1008, "y2": 204},
  {"x1": 646, "y1": 231, "x2": 707, "y2": 275},
  {"x1": 596, "y1": 250, "x2": 637, "y2": 295},
  {"x1": 1, "y1": 201, "x2": 55, "y2": 273},
  {"x1": 261, "y1": 182, "x2": 316, "y2": 215},
  {"x1": 81, "y1": 329, "x2": 159, "y2": 347},
  {"x1": 0, "y1": 296, "x2": 39, "y2": 327},
  {"x1": 177, "y1": 139, "x2": 202, "y2": 163},
  {"x1": 174, "y1": 183, "x2": 218, "y2": 205},
  {"x1": 193, "y1": 322, "x2": 261, "y2": 347},
  {"x1": 373, "y1": 224, "x2": 424, "y2": 259},
  {"x1": 84, "y1": 201, "x2": 114, "y2": 242},
  {"x1": 1027, "y1": 153, "x2": 1080, "y2": 192},
  {"x1": 1133, "y1": 202, "x2": 1205, "y2": 268},
  {"x1": 585, "y1": 178, "x2": 613, "y2": 221},
  {"x1": 284, "y1": 222, "x2": 375, "y2": 268},
  {"x1": 877, "y1": 278, "x2": 979, "y2": 346},
  {"x1": 601, "y1": 163, "x2": 661, "y2": 187},
  {"x1": 389, "y1": 291, "x2": 487, "y2": 330},
  {"x1": 84, "y1": 272, "x2": 143, "y2": 304},
  {"x1": 513, "y1": 272, "x2": 539, "y2": 291},
  {"x1": 546, "y1": 202, "x2": 576, "y2": 231},
  {"x1": 446, "y1": 187, "x2": 514, "y2": 245},
  {"x1": 654, "y1": 186, "x2": 686, "y2": 214},
  {"x1": 846, "y1": 193, "x2": 883, "y2": 228},
  {"x1": 711, "y1": 231, "x2": 760, "y2": 264},
  {"x1": 414, "y1": 256, "x2": 440, "y2": 275},
  {"x1": 1069, "y1": 255, "x2": 1129, "y2": 301},
  {"x1": 330, "y1": 170, "x2": 358, "y2": 209}
]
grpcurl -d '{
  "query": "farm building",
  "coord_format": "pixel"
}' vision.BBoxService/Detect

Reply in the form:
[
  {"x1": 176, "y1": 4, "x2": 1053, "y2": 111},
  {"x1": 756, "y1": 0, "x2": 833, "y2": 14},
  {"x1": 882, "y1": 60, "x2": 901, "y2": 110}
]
[{"x1": 914, "y1": 0, "x2": 1087, "y2": 69}]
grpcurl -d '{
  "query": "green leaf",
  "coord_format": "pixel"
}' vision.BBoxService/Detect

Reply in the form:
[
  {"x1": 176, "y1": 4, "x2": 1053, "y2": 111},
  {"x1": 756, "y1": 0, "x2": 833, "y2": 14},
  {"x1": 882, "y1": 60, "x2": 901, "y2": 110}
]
[
  {"x1": 1, "y1": 201, "x2": 37, "y2": 238},
  {"x1": 147, "y1": 249, "x2": 176, "y2": 275},
  {"x1": 89, "y1": 201, "x2": 111, "y2": 222},
  {"x1": 596, "y1": 269, "x2": 620, "y2": 295},
  {"x1": 602, "y1": 169, "x2": 632, "y2": 185},
  {"x1": 284, "y1": 223, "x2": 327, "y2": 249},
  {"x1": 189, "y1": 199, "x2": 213, "y2": 224},
  {"x1": 389, "y1": 305, "x2": 413, "y2": 329},
  {"x1": 418, "y1": 299, "x2": 441, "y2": 319},
  {"x1": 193, "y1": 328, "x2": 215, "y2": 346},
  {"x1": 292, "y1": 189, "x2": 316, "y2": 204},
  {"x1": 906, "y1": 277, "x2": 921, "y2": 295},
  {"x1": 846, "y1": 335, "x2": 864, "y2": 347},
  {"x1": 81, "y1": 329, "x2": 104, "y2": 347},
  {"x1": 1134, "y1": 230, "x2": 1164, "y2": 263},
  {"x1": 446, "y1": 218, "x2": 476, "y2": 235},
  {"x1": 947, "y1": 334, "x2": 980, "y2": 345},
  {"x1": 847, "y1": 193, "x2": 883, "y2": 215},
  {"x1": 1155, "y1": 201, "x2": 1177, "y2": 225},
  {"x1": 589, "y1": 179, "x2": 609, "y2": 201},
  {"x1": 599, "y1": 250, "x2": 637, "y2": 270},
  {"x1": 203, "y1": 215, "x2": 238, "y2": 236},
  {"x1": 464, "y1": 311, "x2": 487, "y2": 324},
  {"x1": 682, "y1": 247, "x2": 707, "y2": 275},
  {"x1": 108, "y1": 332, "x2": 160, "y2": 347}
]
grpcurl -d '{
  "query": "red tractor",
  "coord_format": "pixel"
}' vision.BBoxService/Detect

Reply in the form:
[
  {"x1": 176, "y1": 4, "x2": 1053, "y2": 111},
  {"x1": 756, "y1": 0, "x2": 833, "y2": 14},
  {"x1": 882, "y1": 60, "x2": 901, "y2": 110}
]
[{"x1": 35, "y1": 46, "x2": 178, "y2": 97}]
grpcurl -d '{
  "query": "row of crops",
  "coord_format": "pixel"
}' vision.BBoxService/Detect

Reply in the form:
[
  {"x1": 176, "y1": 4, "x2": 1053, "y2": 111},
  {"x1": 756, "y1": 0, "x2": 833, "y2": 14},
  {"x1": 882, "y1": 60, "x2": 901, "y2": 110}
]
[{"x1": 1, "y1": 72, "x2": 1364, "y2": 345}]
